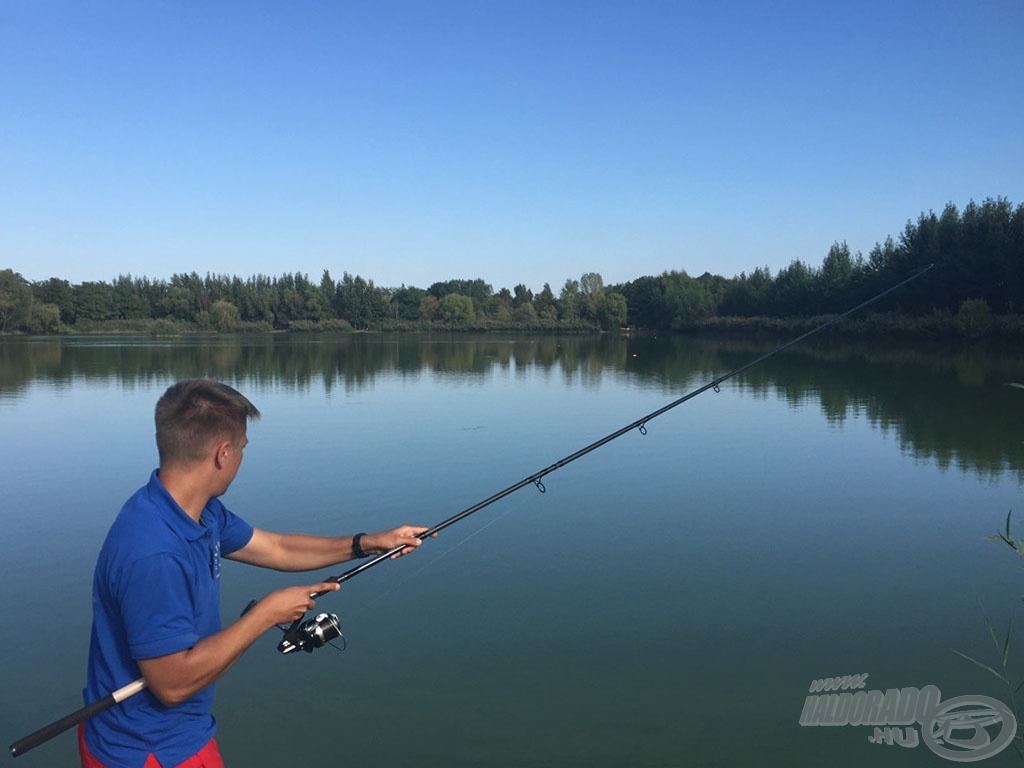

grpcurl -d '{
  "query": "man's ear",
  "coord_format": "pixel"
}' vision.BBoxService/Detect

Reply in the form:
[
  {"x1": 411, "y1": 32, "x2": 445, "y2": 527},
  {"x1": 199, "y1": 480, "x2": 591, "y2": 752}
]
[{"x1": 212, "y1": 440, "x2": 233, "y2": 469}]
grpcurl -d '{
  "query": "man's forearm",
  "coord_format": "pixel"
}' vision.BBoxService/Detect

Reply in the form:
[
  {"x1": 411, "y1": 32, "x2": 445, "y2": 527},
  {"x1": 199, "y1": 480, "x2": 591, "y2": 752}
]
[
  {"x1": 137, "y1": 608, "x2": 271, "y2": 707},
  {"x1": 137, "y1": 582, "x2": 333, "y2": 707},
  {"x1": 227, "y1": 529, "x2": 357, "y2": 571},
  {"x1": 271, "y1": 532, "x2": 360, "y2": 571},
  {"x1": 228, "y1": 526, "x2": 427, "y2": 571}
]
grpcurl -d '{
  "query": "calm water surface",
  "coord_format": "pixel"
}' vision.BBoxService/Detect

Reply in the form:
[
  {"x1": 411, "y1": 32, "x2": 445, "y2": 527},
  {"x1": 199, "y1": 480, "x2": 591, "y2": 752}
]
[{"x1": 2, "y1": 333, "x2": 1023, "y2": 767}]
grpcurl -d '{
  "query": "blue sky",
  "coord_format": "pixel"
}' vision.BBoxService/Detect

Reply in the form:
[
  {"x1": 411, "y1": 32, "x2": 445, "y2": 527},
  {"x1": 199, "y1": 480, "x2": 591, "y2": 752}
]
[{"x1": 2, "y1": 1, "x2": 1022, "y2": 293}]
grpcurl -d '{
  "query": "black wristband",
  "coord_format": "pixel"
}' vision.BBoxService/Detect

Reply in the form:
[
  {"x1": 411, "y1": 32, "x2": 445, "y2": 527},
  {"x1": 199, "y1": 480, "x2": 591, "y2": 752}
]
[{"x1": 352, "y1": 532, "x2": 369, "y2": 559}]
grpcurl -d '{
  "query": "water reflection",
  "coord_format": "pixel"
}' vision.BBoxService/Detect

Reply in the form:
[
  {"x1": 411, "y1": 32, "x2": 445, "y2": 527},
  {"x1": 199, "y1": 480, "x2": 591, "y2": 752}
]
[{"x1": 2, "y1": 333, "x2": 1022, "y2": 479}]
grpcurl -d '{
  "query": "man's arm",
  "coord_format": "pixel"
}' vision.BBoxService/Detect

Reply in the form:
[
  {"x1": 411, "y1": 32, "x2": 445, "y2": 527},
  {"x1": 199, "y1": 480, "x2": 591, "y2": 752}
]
[
  {"x1": 226, "y1": 526, "x2": 429, "y2": 571},
  {"x1": 138, "y1": 581, "x2": 339, "y2": 706}
]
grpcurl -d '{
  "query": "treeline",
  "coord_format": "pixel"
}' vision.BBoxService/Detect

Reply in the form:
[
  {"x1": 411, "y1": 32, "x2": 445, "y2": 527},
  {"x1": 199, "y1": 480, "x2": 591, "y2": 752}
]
[
  {"x1": 0, "y1": 270, "x2": 626, "y2": 334},
  {"x1": 1, "y1": 197, "x2": 1021, "y2": 336},
  {"x1": 614, "y1": 197, "x2": 1023, "y2": 336}
]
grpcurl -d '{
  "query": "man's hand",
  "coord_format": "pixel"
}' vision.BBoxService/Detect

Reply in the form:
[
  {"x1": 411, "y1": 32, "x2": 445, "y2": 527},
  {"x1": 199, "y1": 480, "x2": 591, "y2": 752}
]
[
  {"x1": 251, "y1": 582, "x2": 340, "y2": 626},
  {"x1": 363, "y1": 525, "x2": 435, "y2": 559}
]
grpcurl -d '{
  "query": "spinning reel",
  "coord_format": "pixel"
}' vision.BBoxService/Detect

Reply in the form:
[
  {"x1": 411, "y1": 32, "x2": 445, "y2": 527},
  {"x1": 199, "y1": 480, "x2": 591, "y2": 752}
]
[
  {"x1": 278, "y1": 611, "x2": 343, "y2": 654},
  {"x1": 242, "y1": 601, "x2": 344, "y2": 654}
]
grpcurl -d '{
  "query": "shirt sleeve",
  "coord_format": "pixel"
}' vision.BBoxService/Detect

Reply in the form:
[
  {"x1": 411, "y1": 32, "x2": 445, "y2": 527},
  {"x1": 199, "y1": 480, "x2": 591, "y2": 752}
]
[
  {"x1": 119, "y1": 553, "x2": 200, "y2": 660},
  {"x1": 217, "y1": 502, "x2": 254, "y2": 556}
]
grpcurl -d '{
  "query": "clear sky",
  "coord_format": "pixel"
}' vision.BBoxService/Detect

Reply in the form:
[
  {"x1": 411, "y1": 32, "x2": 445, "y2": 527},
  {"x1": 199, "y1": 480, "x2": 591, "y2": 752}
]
[{"x1": 2, "y1": 0, "x2": 1022, "y2": 293}]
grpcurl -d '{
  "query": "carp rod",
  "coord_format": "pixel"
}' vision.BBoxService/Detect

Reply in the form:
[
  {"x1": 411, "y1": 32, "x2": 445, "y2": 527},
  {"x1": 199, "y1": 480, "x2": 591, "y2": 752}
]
[
  {"x1": 9, "y1": 263, "x2": 932, "y2": 757},
  {"x1": 277, "y1": 261, "x2": 935, "y2": 651}
]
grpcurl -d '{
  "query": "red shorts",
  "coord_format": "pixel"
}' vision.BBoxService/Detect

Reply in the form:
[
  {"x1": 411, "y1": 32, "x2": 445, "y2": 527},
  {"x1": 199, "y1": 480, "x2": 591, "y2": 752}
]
[{"x1": 78, "y1": 723, "x2": 225, "y2": 768}]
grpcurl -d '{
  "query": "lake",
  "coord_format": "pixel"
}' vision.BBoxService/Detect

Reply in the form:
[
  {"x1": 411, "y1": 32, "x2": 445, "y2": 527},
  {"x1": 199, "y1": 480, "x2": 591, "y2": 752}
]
[{"x1": 2, "y1": 332, "x2": 1023, "y2": 766}]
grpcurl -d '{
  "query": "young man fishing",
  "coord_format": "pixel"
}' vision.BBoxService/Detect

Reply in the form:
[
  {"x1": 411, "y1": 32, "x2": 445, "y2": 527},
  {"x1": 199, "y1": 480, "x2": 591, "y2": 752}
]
[{"x1": 81, "y1": 379, "x2": 428, "y2": 768}]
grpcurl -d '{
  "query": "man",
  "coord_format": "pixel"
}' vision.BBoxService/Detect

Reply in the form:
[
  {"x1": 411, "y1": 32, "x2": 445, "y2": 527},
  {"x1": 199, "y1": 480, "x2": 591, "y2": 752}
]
[{"x1": 81, "y1": 379, "x2": 428, "y2": 768}]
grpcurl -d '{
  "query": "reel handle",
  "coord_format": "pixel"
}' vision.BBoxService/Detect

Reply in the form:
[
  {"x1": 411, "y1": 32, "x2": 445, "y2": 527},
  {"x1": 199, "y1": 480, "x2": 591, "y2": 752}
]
[{"x1": 277, "y1": 618, "x2": 306, "y2": 654}]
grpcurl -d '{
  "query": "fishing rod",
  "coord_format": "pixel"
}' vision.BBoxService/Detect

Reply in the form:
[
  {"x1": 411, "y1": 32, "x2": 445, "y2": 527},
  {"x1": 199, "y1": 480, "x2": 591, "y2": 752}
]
[
  {"x1": 9, "y1": 263, "x2": 932, "y2": 757},
  {"x1": 274, "y1": 262, "x2": 935, "y2": 653}
]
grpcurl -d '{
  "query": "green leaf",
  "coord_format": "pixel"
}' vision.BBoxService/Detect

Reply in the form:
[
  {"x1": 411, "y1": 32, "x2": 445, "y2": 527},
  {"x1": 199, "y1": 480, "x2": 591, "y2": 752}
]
[
  {"x1": 991, "y1": 512, "x2": 1020, "y2": 551},
  {"x1": 981, "y1": 606, "x2": 1002, "y2": 653},
  {"x1": 1003, "y1": 620, "x2": 1012, "y2": 667},
  {"x1": 953, "y1": 649, "x2": 1009, "y2": 683}
]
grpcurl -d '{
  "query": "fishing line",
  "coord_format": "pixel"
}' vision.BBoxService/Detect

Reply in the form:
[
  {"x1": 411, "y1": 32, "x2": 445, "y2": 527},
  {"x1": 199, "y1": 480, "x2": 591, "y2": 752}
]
[
  {"x1": 345, "y1": 491, "x2": 535, "y2": 622},
  {"x1": 276, "y1": 263, "x2": 935, "y2": 655}
]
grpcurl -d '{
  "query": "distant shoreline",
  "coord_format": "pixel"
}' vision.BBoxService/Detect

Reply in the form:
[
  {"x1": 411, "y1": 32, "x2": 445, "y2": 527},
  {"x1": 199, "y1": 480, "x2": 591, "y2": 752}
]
[{"x1": 3, "y1": 310, "x2": 1022, "y2": 341}]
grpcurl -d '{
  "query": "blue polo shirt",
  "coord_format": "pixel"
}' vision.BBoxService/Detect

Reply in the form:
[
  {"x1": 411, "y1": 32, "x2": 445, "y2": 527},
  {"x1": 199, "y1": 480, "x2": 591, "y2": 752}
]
[{"x1": 83, "y1": 470, "x2": 254, "y2": 768}]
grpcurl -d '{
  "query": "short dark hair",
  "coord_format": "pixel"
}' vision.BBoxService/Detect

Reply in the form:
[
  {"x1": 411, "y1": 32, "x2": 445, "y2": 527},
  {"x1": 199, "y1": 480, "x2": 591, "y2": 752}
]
[{"x1": 155, "y1": 380, "x2": 260, "y2": 466}]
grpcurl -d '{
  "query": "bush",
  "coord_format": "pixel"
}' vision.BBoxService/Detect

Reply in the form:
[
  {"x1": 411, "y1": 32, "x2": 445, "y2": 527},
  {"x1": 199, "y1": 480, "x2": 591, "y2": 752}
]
[
  {"x1": 210, "y1": 300, "x2": 241, "y2": 332},
  {"x1": 286, "y1": 318, "x2": 354, "y2": 333},
  {"x1": 150, "y1": 319, "x2": 183, "y2": 337},
  {"x1": 27, "y1": 303, "x2": 61, "y2": 334},
  {"x1": 956, "y1": 299, "x2": 994, "y2": 338}
]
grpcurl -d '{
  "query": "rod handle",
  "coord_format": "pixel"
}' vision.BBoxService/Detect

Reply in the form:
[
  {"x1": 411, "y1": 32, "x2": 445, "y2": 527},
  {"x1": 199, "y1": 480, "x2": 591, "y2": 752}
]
[
  {"x1": 10, "y1": 679, "x2": 146, "y2": 758},
  {"x1": 10, "y1": 696, "x2": 112, "y2": 758}
]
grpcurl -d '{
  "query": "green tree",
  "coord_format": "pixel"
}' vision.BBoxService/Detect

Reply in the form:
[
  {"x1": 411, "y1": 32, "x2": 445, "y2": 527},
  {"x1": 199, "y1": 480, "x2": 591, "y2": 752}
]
[
  {"x1": 956, "y1": 298, "x2": 993, "y2": 338},
  {"x1": 241, "y1": 275, "x2": 277, "y2": 325},
  {"x1": 868, "y1": 235, "x2": 899, "y2": 273},
  {"x1": 427, "y1": 278, "x2": 492, "y2": 313},
  {"x1": 73, "y1": 281, "x2": 115, "y2": 321},
  {"x1": 162, "y1": 286, "x2": 193, "y2": 321},
  {"x1": 512, "y1": 284, "x2": 534, "y2": 308},
  {"x1": 166, "y1": 272, "x2": 209, "y2": 319},
  {"x1": 389, "y1": 285, "x2": 427, "y2": 321},
  {"x1": 111, "y1": 274, "x2": 152, "y2": 320},
  {"x1": 279, "y1": 286, "x2": 304, "y2": 323},
  {"x1": 578, "y1": 272, "x2": 610, "y2": 323},
  {"x1": 210, "y1": 299, "x2": 241, "y2": 332},
  {"x1": 597, "y1": 291, "x2": 627, "y2": 329},
  {"x1": 27, "y1": 302, "x2": 61, "y2": 333},
  {"x1": 289, "y1": 272, "x2": 331, "y2": 321},
  {"x1": 718, "y1": 266, "x2": 772, "y2": 317},
  {"x1": 512, "y1": 302, "x2": 538, "y2": 325},
  {"x1": 616, "y1": 275, "x2": 667, "y2": 327},
  {"x1": 32, "y1": 277, "x2": 74, "y2": 323},
  {"x1": 817, "y1": 241, "x2": 864, "y2": 311},
  {"x1": 580, "y1": 272, "x2": 603, "y2": 300},
  {"x1": 769, "y1": 260, "x2": 815, "y2": 316},
  {"x1": 659, "y1": 270, "x2": 703, "y2": 326},
  {"x1": 534, "y1": 283, "x2": 557, "y2": 318},
  {"x1": 419, "y1": 295, "x2": 439, "y2": 322},
  {"x1": 0, "y1": 269, "x2": 33, "y2": 331},
  {"x1": 437, "y1": 293, "x2": 475, "y2": 325},
  {"x1": 485, "y1": 294, "x2": 513, "y2": 323},
  {"x1": 335, "y1": 272, "x2": 386, "y2": 328},
  {"x1": 559, "y1": 279, "x2": 581, "y2": 322},
  {"x1": 319, "y1": 269, "x2": 336, "y2": 302}
]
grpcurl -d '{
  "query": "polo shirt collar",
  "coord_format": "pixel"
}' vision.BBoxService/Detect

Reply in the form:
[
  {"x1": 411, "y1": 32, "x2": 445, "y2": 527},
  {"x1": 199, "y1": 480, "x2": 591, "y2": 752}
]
[{"x1": 148, "y1": 469, "x2": 214, "y2": 542}]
